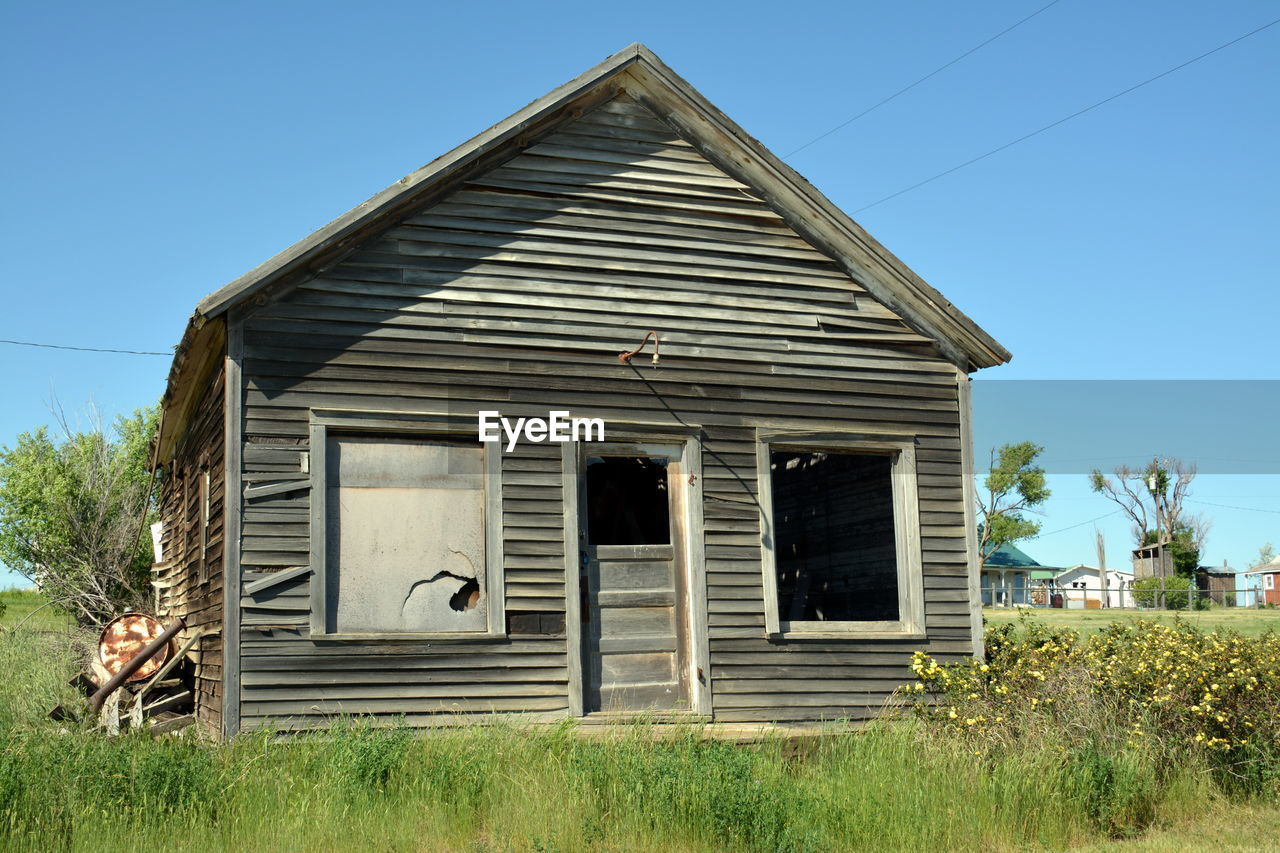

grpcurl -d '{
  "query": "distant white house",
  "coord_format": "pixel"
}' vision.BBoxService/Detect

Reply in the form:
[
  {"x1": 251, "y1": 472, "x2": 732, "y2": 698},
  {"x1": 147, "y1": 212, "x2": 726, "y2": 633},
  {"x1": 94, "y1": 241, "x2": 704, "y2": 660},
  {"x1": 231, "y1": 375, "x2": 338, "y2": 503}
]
[{"x1": 1055, "y1": 565, "x2": 1135, "y2": 609}]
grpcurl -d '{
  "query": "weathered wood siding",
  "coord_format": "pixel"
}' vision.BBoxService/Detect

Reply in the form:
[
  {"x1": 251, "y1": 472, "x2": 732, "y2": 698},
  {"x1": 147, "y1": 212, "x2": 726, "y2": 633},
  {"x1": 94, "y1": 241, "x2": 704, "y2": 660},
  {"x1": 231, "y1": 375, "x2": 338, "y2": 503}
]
[
  {"x1": 154, "y1": 364, "x2": 226, "y2": 733},
  {"x1": 233, "y1": 93, "x2": 973, "y2": 730}
]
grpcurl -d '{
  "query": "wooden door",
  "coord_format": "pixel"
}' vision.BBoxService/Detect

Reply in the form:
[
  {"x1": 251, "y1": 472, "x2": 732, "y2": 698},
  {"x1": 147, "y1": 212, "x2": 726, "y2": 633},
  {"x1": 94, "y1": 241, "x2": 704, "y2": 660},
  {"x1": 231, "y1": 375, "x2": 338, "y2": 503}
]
[{"x1": 580, "y1": 443, "x2": 690, "y2": 714}]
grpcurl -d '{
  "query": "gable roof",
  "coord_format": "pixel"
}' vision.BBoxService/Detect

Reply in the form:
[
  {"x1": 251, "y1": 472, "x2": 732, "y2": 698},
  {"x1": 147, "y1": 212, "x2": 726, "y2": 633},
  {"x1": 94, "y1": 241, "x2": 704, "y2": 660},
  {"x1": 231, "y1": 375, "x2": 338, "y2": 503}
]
[
  {"x1": 1244, "y1": 558, "x2": 1280, "y2": 574},
  {"x1": 981, "y1": 542, "x2": 1045, "y2": 569},
  {"x1": 186, "y1": 43, "x2": 1011, "y2": 372},
  {"x1": 1056, "y1": 564, "x2": 1133, "y2": 579}
]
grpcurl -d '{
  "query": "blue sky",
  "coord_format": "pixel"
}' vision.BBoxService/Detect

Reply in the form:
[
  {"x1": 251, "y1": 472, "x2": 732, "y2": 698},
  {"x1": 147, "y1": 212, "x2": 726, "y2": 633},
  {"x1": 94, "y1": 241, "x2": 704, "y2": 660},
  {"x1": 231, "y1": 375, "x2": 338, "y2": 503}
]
[{"x1": 1, "y1": 1, "x2": 1277, "y2": 586}]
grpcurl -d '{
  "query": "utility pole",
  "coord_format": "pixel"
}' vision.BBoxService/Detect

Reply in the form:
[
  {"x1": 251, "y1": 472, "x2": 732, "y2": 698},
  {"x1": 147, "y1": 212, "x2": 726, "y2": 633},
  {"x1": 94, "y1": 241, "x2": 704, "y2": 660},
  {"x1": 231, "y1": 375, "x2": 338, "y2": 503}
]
[
  {"x1": 1096, "y1": 528, "x2": 1108, "y2": 609},
  {"x1": 1148, "y1": 461, "x2": 1164, "y2": 579}
]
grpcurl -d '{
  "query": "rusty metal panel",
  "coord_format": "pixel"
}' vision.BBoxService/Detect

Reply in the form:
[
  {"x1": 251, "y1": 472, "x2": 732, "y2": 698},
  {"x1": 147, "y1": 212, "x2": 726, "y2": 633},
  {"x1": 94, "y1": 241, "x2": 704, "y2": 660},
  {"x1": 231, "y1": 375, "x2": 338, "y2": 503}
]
[
  {"x1": 98, "y1": 613, "x2": 173, "y2": 682},
  {"x1": 327, "y1": 435, "x2": 488, "y2": 633}
]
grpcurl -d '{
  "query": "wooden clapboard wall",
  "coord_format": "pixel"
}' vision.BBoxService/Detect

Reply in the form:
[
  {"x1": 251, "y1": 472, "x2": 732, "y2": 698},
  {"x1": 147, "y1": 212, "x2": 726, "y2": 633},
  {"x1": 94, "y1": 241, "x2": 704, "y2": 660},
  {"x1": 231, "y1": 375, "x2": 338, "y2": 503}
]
[
  {"x1": 233, "y1": 92, "x2": 973, "y2": 730},
  {"x1": 154, "y1": 364, "x2": 226, "y2": 733}
]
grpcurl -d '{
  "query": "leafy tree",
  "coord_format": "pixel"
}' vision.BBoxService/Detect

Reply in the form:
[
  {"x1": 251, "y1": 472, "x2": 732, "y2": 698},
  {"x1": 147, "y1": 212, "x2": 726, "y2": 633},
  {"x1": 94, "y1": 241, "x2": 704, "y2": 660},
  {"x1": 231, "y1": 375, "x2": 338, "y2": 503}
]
[
  {"x1": 0, "y1": 405, "x2": 160, "y2": 627},
  {"x1": 1255, "y1": 542, "x2": 1276, "y2": 569},
  {"x1": 977, "y1": 442, "x2": 1051, "y2": 558}
]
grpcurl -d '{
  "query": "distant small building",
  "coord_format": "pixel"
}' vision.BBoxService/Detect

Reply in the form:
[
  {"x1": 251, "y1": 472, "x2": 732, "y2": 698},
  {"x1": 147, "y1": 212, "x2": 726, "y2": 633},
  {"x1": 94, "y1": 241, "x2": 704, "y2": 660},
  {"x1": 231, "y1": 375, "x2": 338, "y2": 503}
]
[
  {"x1": 1244, "y1": 558, "x2": 1280, "y2": 606},
  {"x1": 1132, "y1": 542, "x2": 1174, "y2": 579},
  {"x1": 981, "y1": 543, "x2": 1057, "y2": 607},
  {"x1": 1197, "y1": 561, "x2": 1250, "y2": 607},
  {"x1": 1055, "y1": 565, "x2": 1134, "y2": 609}
]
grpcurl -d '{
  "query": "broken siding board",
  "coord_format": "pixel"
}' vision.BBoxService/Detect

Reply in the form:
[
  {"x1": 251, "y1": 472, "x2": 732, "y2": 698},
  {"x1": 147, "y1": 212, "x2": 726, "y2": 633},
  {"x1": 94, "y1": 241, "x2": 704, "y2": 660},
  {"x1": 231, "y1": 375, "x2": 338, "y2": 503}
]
[
  {"x1": 245, "y1": 317, "x2": 954, "y2": 375},
  {"x1": 259, "y1": 710, "x2": 568, "y2": 732},
  {"x1": 245, "y1": 682, "x2": 569, "y2": 701},
  {"x1": 245, "y1": 308, "x2": 934, "y2": 366},
  {"x1": 386, "y1": 228, "x2": 851, "y2": 281},
  {"x1": 240, "y1": 668, "x2": 569, "y2": 686},
  {"x1": 434, "y1": 188, "x2": 802, "y2": 238},
  {"x1": 242, "y1": 347, "x2": 952, "y2": 403},
  {"x1": 242, "y1": 697, "x2": 570, "y2": 717}
]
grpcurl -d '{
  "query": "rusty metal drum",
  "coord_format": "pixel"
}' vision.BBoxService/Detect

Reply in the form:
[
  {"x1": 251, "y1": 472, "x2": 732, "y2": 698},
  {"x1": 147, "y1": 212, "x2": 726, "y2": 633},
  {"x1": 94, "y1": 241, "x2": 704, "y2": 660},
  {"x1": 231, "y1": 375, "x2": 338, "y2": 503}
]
[{"x1": 98, "y1": 613, "x2": 173, "y2": 682}]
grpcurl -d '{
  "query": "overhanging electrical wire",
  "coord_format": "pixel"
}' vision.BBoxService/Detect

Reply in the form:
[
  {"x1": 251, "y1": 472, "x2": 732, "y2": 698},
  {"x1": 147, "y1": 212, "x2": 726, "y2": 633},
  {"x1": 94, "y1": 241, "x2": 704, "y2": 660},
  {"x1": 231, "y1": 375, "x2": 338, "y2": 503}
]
[
  {"x1": 1035, "y1": 510, "x2": 1121, "y2": 538},
  {"x1": 852, "y1": 16, "x2": 1280, "y2": 214},
  {"x1": 1186, "y1": 498, "x2": 1280, "y2": 516},
  {"x1": 0, "y1": 338, "x2": 169, "y2": 356},
  {"x1": 785, "y1": 0, "x2": 1064, "y2": 158}
]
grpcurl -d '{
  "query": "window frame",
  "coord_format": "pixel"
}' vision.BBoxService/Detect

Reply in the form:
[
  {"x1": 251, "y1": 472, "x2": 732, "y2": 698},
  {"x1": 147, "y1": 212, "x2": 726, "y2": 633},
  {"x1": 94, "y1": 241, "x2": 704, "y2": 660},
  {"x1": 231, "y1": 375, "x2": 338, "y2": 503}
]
[
  {"x1": 308, "y1": 409, "x2": 505, "y2": 641},
  {"x1": 756, "y1": 432, "x2": 925, "y2": 640},
  {"x1": 1265, "y1": 574, "x2": 1274, "y2": 591}
]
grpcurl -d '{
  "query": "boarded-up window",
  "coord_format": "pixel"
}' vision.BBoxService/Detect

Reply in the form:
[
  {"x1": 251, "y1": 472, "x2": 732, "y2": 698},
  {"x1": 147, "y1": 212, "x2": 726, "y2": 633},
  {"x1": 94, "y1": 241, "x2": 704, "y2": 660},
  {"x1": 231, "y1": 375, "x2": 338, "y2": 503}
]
[
  {"x1": 325, "y1": 434, "x2": 488, "y2": 634},
  {"x1": 770, "y1": 451, "x2": 898, "y2": 622}
]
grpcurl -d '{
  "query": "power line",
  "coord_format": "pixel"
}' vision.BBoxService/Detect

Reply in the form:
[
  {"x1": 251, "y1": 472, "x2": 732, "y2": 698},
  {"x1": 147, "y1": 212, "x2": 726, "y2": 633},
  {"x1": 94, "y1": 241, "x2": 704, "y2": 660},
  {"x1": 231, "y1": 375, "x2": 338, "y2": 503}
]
[
  {"x1": 852, "y1": 16, "x2": 1280, "y2": 214},
  {"x1": 1036, "y1": 510, "x2": 1121, "y2": 538},
  {"x1": 785, "y1": 0, "x2": 1065, "y2": 158},
  {"x1": 0, "y1": 338, "x2": 169, "y2": 357},
  {"x1": 1187, "y1": 498, "x2": 1280, "y2": 516}
]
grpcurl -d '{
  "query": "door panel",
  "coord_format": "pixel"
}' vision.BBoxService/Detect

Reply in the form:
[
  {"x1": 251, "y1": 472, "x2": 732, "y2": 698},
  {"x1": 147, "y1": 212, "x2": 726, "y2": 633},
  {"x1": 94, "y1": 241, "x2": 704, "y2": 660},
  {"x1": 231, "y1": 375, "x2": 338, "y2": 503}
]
[{"x1": 581, "y1": 444, "x2": 689, "y2": 714}]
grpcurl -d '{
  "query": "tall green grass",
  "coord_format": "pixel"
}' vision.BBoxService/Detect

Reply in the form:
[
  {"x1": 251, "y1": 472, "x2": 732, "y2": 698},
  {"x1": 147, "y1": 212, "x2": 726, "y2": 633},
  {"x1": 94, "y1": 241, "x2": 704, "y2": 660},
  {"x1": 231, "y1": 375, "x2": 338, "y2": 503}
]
[
  {"x1": 0, "y1": 625, "x2": 80, "y2": 731},
  {"x1": 0, "y1": 704, "x2": 1230, "y2": 851},
  {"x1": 0, "y1": 624, "x2": 1267, "y2": 852}
]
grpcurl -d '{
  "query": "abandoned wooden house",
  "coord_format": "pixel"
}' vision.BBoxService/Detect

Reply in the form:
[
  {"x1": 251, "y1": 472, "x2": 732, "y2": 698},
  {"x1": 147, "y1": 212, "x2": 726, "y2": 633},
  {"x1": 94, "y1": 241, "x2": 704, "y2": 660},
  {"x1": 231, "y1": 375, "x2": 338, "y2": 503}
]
[{"x1": 152, "y1": 43, "x2": 1011, "y2": 738}]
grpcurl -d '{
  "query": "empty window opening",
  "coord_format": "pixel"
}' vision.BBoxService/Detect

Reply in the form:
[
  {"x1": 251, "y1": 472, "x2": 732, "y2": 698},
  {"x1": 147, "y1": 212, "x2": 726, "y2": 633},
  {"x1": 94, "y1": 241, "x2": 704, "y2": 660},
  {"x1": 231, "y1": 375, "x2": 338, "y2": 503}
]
[
  {"x1": 586, "y1": 456, "x2": 670, "y2": 545},
  {"x1": 770, "y1": 450, "x2": 898, "y2": 622}
]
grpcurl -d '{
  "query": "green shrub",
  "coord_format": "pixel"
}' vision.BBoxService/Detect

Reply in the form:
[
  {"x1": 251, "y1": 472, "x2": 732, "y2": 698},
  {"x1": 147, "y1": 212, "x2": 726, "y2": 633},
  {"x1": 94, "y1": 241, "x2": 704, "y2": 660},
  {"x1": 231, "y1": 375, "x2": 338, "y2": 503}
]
[
  {"x1": 1133, "y1": 576, "x2": 1193, "y2": 609},
  {"x1": 906, "y1": 617, "x2": 1280, "y2": 814}
]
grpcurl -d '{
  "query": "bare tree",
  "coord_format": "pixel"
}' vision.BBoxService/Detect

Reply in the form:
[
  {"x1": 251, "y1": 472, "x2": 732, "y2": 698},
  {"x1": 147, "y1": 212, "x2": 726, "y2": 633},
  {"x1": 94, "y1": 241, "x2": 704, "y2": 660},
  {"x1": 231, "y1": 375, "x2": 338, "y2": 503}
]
[{"x1": 1089, "y1": 457, "x2": 1201, "y2": 547}]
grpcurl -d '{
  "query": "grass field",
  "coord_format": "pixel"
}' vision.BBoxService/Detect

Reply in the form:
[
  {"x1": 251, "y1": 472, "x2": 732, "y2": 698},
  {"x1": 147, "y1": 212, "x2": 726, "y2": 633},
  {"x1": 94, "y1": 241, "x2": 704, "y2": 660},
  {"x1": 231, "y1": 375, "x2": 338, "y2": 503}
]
[
  {"x1": 1, "y1": 595, "x2": 1276, "y2": 851},
  {"x1": 0, "y1": 587, "x2": 74, "y2": 631},
  {"x1": 983, "y1": 605, "x2": 1280, "y2": 636}
]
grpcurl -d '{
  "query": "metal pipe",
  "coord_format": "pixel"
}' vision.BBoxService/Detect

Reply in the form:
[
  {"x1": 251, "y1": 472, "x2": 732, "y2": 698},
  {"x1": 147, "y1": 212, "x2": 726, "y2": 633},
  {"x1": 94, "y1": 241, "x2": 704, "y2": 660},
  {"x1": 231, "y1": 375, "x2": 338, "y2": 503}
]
[
  {"x1": 134, "y1": 628, "x2": 203, "y2": 708},
  {"x1": 88, "y1": 617, "x2": 185, "y2": 715},
  {"x1": 618, "y1": 330, "x2": 660, "y2": 365}
]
